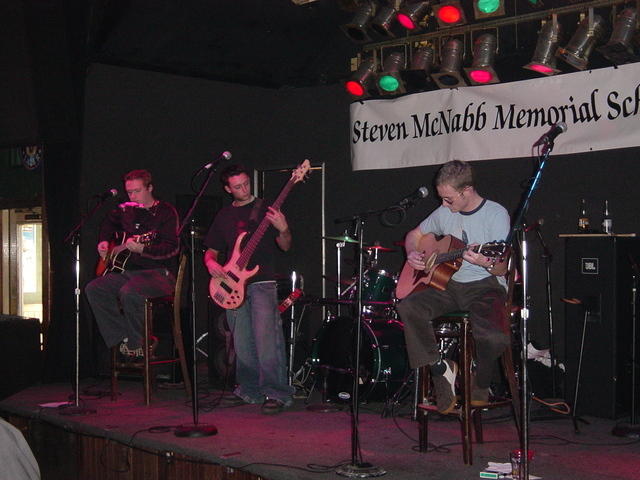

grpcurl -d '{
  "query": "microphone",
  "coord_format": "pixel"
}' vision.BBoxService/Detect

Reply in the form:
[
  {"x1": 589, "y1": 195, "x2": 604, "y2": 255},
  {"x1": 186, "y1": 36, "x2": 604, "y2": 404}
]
[
  {"x1": 204, "y1": 150, "x2": 232, "y2": 169},
  {"x1": 524, "y1": 218, "x2": 544, "y2": 233},
  {"x1": 94, "y1": 188, "x2": 118, "y2": 200},
  {"x1": 398, "y1": 186, "x2": 429, "y2": 208},
  {"x1": 533, "y1": 122, "x2": 567, "y2": 146}
]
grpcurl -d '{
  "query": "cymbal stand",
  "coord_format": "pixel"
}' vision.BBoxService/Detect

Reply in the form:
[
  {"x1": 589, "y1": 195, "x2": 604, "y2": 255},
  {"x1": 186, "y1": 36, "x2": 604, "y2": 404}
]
[{"x1": 336, "y1": 239, "x2": 346, "y2": 317}]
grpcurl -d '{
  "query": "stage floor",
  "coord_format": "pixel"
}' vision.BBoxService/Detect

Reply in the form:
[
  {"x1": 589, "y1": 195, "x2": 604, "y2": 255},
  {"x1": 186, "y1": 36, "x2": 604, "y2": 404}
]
[{"x1": 1, "y1": 380, "x2": 639, "y2": 480}]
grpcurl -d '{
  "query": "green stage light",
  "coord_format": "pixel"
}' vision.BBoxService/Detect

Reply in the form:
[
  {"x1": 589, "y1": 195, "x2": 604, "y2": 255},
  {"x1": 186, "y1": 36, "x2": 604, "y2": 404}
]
[{"x1": 473, "y1": 0, "x2": 505, "y2": 19}]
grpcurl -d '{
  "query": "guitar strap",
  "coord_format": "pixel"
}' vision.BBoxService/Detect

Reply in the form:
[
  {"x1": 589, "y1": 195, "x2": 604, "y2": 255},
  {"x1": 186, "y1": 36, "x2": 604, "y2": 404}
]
[{"x1": 248, "y1": 198, "x2": 264, "y2": 228}]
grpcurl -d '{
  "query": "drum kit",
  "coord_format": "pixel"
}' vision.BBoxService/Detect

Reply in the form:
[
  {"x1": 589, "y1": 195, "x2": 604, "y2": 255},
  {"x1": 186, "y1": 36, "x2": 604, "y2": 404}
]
[{"x1": 309, "y1": 233, "x2": 410, "y2": 403}]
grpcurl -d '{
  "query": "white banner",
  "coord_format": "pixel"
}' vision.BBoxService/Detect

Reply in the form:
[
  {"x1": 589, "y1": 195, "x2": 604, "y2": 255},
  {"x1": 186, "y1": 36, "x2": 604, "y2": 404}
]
[{"x1": 350, "y1": 62, "x2": 640, "y2": 171}]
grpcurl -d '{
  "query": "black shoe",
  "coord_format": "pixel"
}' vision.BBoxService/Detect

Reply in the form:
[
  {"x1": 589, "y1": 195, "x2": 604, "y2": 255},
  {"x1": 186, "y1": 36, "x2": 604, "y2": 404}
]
[{"x1": 261, "y1": 398, "x2": 285, "y2": 415}]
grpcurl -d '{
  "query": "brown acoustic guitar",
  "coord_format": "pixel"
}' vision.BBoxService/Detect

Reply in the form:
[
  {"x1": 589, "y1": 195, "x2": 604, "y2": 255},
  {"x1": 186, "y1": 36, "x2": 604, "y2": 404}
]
[
  {"x1": 209, "y1": 160, "x2": 311, "y2": 309},
  {"x1": 395, "y1": 233, "x2": 508, "y2": 299}
]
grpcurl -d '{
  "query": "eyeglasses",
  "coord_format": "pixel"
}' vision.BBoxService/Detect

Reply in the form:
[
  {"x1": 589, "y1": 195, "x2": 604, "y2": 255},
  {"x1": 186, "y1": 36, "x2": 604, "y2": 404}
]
[{"x1": 441, "y1": 190, "x2": 464, "y2": 204}]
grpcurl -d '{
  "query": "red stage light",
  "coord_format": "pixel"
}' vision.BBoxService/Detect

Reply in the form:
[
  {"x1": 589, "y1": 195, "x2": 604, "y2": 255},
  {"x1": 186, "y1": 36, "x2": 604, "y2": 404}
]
[
  {"x1": 345, "y1": 80, "x2": 365, "y2": 97},
  {"x1": 468, "y1": 69, "x2": 493, "y2": 83},
  {"x1": 437, "y1": 5, "x2": 462, "y2": 24},
  {"x1": 526, "y1": 63, "x2": 555, "y2": 75},
  {"x1": 397, "y1": 13, "x2": 417, "y2": 30}
]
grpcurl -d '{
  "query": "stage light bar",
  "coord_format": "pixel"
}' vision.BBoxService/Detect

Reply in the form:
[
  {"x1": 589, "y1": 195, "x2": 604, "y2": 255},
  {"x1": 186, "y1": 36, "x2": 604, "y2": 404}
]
[
  {"x1": 433, "y1": 1, "x2": 467, "y2": 28},
  {"x1": 556, "y1": 12, "x2": 607, "y2": 70},
  {"x1": 345, "y1": 58, "x2": 377, "y2": 97},
  {"x1": 464, "y1": 33, "x2": 500, "y2": 85},
  {"x1": 524, "y1": 18, "x2": 562, "y2": 76},
  {"x1": 376, "y1": 51, "x2": 406, "y2": 94},
  {"x1": 397, "y1": 1, "x2": 430, "y2": 30}
]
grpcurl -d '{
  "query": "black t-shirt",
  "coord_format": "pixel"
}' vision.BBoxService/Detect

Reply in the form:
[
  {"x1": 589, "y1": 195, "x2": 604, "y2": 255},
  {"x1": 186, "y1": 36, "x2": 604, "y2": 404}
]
[{"x1": 203, "y1": 198, "x2": 281, "y2": 283}]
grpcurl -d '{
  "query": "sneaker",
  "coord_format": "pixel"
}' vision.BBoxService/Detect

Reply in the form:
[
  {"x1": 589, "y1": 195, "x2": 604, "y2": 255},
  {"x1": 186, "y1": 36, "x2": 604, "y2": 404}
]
[
  {"x1": 261, "y1": 398, "x2": 286, "y2": 415},
  {"x1": 432, "y1": 359, "x2": 458, "y2": 414},
  {"x1": 118, "y1": 342, "x2": 144, "y2": 362}
]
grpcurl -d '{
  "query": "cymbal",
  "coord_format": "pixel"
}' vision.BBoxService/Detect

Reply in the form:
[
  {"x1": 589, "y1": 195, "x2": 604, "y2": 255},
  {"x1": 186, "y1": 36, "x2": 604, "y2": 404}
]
[
  {"x1": 366, "y1": 245, "x2": 395, "y2": 252},
  {"x1": 323, "y1": 235, "x2": 369, "y2": 245},
  {"x1": 322, "y1": 275, "x2": 354, "y2": 286},
  {"x1": 393, "y1": 240, "x2": 405, "y2": 247}
]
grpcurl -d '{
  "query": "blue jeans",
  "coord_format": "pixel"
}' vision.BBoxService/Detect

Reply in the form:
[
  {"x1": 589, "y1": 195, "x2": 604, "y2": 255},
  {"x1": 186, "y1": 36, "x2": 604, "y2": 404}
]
[
  {"x1": 226, "y1": 281, "x2": 294, "y2": 405},
  {"x1": 86, "y1": 269, "x2": 175, "y2": 348}
]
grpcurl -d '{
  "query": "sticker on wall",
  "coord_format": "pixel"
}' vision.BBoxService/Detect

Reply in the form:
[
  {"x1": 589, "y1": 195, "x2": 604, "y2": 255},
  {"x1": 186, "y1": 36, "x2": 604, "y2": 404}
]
[{"x1": 21, "y1": 145, "x2": 43, "y2": 170}]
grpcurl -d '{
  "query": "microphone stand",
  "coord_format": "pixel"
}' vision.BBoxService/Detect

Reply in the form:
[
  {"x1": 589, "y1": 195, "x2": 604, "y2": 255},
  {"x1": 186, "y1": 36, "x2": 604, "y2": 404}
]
[
  {"x1": 174, "y1": 164, "x2": 222, "y2": 438},
  {"x1": 506, "y1": 139, "x2": 557, "y2": 480},
  {"x1": 333, "y1": 203, "x2": 407, "y2": 479},
  {"x1": 59, "y1": 197, "x2": 112, "y2": 415}
]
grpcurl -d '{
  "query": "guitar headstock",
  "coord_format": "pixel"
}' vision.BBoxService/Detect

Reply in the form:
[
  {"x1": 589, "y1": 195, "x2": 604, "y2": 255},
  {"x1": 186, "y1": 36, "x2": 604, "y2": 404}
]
[{"x1": 291, "y1": 159, "x2": 311, "y2": 184}]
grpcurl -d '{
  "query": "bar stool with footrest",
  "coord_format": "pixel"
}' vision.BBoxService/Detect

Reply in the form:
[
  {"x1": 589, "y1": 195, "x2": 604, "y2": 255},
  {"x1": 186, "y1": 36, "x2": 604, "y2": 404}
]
[
  {"x1": 416, "y1": 263, "x2": 521, "y2": 465},
  {"x1": 110, "y1": 253, "x2": 192, "y2": 405}
]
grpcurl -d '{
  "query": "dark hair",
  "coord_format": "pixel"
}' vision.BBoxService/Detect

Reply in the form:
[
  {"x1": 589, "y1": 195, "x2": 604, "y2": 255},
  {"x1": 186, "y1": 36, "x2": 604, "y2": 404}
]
[
  {"x1": 220, "y1": 164, "x2": 250, "y2": 187},
  {"x1": 435, "y1": 160, "x2": 474, "y2": 190},
  {"x1": 123, "y1": 169, "x2": 153, "y2": 187}
]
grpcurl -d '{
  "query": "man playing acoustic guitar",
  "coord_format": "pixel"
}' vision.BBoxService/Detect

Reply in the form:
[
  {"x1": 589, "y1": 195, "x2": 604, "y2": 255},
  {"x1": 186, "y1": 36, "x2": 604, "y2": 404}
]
[
  {"x1": 86, "y1": 169, "x2": 180, "y2": 361},
  {"x1": 203, "y1": 164, "x2": 295, "y2": 415},
  {"x1": 396, "y1": 160, "x2": 510, "y2": 414}
]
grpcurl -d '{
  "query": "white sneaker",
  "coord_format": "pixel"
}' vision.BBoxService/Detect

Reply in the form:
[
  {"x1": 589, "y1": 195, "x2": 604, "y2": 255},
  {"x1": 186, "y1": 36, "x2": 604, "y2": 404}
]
[{"x1": 432, "y1": 359, "x2": 458, "y2": 414}]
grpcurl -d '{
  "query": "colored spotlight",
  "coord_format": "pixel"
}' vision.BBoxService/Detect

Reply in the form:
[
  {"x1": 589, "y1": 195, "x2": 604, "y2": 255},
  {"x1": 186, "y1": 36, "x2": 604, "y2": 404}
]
[
  {"x1": 341, "y1": 1, "x2": 376, "y2": 43},
  {"x1": 345, "y1": 58, "x2": 376, "y2": 97},
  {"x1": 433, "y1": 2, "x2": 467, "y2": 28},
  {"x1": 464, "y1": 33, "x2": 500, "y2": 85},
  {"x1": 431, "y1": 38, "x2": 467, "y2": 89},
  {"x1": 397, "y1": 1, "x2": 430, "y2": 31},
  {"x1": 473, "y1": 0, "x2": 505, "y2": 19},
  {"x1": 376, "y1": 52, "x2": 406, "y2": 94},
  {"x1": 556, "y1": 13, "x2": 606, "y2": 70},
  {"x1": 524, "y1": 18, "x2": 562, "y2": 76}
]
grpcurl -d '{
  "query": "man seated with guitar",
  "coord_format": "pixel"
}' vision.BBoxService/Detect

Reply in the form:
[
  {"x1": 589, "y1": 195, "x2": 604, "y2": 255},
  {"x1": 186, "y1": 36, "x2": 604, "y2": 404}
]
[
  {"x1": 86, "y1": 169, "x2": 180, "y2": 361},
  {"x1": 396, "y1": 160, "x2": 510, "y2": 414},
  {"x1": 203, "y1": 164, "x2": 295, "y2": 415}
]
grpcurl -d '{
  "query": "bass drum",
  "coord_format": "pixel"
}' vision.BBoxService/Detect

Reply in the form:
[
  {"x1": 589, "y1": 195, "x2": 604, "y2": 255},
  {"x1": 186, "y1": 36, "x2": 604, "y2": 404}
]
[{"x1": 311, "y1": 316, "x2": 408, "y2": 402}]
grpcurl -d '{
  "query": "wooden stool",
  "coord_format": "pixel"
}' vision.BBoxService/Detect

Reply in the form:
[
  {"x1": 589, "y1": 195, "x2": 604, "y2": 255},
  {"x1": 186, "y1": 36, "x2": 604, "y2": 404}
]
[
  {"x1": 111, "y1": 254, "x2": 192, "y2": 405},
  {"x1": 417, "y1": 311, "x2": 521, "y2": 464}
]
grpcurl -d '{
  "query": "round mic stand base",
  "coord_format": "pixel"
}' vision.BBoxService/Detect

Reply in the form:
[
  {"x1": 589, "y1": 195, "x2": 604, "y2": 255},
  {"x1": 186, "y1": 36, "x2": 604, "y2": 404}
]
[
  {"x1": 174, "y1": 424, "x2": 218, "y2": 438},
  {"x1": 59, "y1": 405, "x2": 97, "y2": 416},
  {"x1": 611, "y1": 423, "x2": 640, "y2": 438},
  {"x1": 336, "y1": 462, "x2": 387, "y2": 478}
]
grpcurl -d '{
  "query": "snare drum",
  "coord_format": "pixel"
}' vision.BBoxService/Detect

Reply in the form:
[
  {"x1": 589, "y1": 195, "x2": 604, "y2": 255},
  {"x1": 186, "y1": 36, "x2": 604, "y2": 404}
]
[{"x1": 311, "y1": 316, "x2": 408, "y2": 402}]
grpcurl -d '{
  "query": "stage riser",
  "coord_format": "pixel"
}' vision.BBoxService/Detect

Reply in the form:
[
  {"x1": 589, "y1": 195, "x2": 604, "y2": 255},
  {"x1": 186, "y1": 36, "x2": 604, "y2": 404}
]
[{"x1": 5, "y1": 414, "x2": 260, "y2": 480}]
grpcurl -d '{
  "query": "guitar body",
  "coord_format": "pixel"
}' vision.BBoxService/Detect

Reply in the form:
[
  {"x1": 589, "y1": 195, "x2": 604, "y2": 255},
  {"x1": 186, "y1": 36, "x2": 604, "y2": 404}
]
[
  {"x1": 208, "y1": 159, "x2": 311, "y2": 310},
  {"x1": 396, "y1": 233, "x2": 466, "y2": 299},
  {"x1": 209, "y1": 232, "x2": 259, "y2": 309},
  {"x1": 95, "y1": 231, "x2": 157, "y2": 276}
]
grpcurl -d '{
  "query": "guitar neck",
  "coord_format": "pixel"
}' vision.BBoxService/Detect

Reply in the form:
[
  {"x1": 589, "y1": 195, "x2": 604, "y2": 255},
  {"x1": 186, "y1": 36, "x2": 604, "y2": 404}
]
[{"x1": 235, "y1": 179, "x2": 296, "y2": 269}]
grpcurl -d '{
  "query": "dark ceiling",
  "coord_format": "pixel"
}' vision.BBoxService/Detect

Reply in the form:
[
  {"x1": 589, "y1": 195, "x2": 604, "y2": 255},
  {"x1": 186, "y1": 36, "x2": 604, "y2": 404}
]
[{"x1": 88, "y1": 0, "x2": 360, "y2": 88}]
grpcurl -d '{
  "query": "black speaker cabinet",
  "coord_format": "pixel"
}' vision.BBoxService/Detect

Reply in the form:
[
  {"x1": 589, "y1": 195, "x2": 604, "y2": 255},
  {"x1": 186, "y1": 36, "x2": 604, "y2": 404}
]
[
  {"x1": 0, "y1": 316, "x2": 41, "y2": 400},
  {"x1": 563, "y1": 235, "x2": 640, "y2": 419}
]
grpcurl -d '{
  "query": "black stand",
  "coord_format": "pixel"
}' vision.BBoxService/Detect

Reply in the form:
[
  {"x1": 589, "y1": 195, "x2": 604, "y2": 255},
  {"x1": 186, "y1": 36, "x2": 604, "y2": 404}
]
[
  {"x1": 333, "y1": 203, "x2": 411, "y2": 478},
  {"x1": 506, "y1": 139, "x2": 559, "y2": 479},
  {"x1": 535, "y1": 226, "x2": 559, "y2": 398},
  {"x1": 59, "y1": 197, "x2": 111, "y2": 415},
  {"x1": 612, "y1": 257, "x2": 640, "y2": 438},
  {"x1": 174, "y1": 163, "x2": 222, "y2": 438}
]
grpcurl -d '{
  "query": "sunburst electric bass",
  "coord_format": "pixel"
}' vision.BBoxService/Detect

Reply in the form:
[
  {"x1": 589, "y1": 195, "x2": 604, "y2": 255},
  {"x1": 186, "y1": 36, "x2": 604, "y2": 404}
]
[
  {"x1": 395, "y1": 233, "x2": 508, "y2": 299},
  {"x1": 209, "y1": 160, "x2": 311, "y2": 309}
]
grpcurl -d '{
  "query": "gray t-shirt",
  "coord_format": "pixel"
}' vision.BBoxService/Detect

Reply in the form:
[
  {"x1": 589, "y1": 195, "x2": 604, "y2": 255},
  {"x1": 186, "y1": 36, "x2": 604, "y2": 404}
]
[{"x1": 418, "y1": 199, "x2": 510, "y2": 285}]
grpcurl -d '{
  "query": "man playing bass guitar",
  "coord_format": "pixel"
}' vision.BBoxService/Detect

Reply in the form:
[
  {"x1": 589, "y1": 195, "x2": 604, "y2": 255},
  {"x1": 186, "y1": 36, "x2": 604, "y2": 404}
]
[
  {"x1": 396, "y1": 160, "x2": 510, "y2": 414},
  {"x1": 86, "y1": 169, "x2": 179, "y2": 361},
  {"x1": 203, "y1": 164, "x2": 295, "y2": 415}
]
